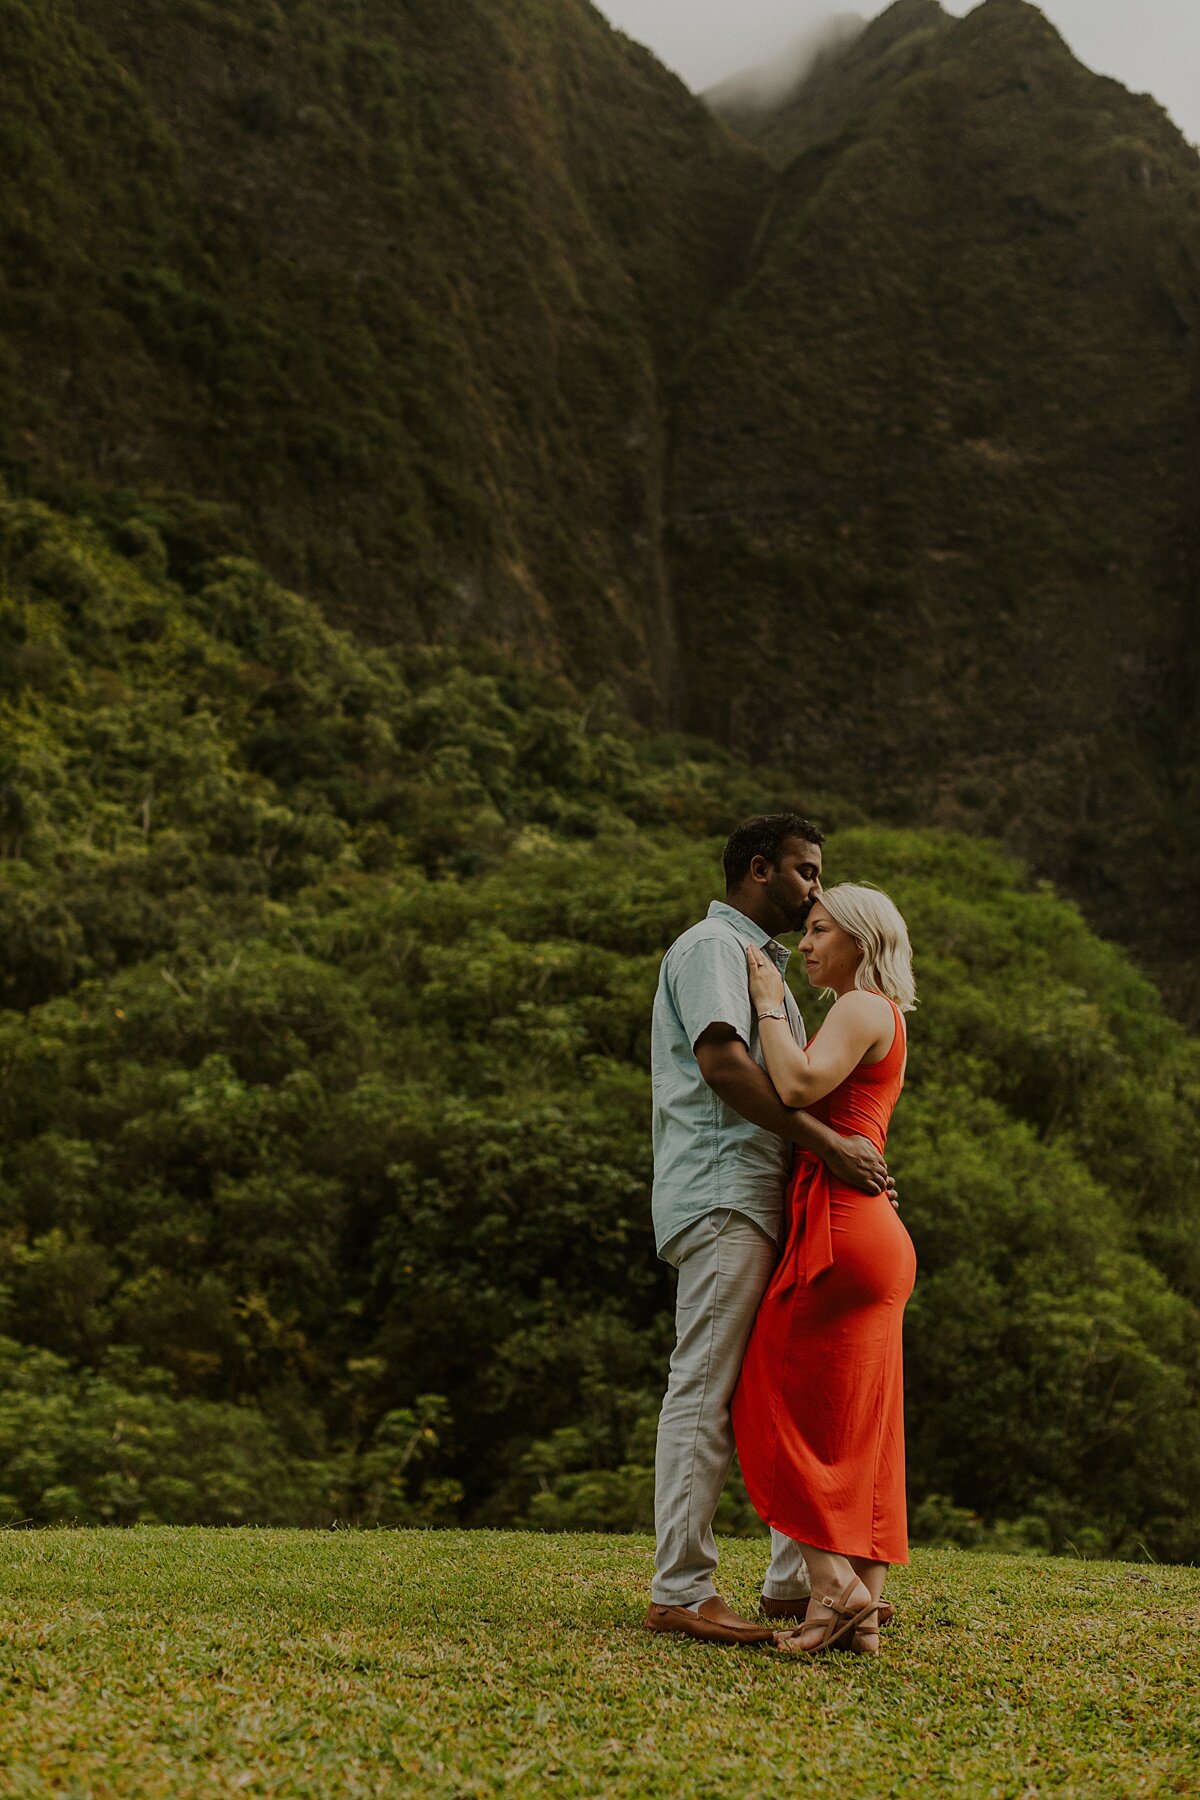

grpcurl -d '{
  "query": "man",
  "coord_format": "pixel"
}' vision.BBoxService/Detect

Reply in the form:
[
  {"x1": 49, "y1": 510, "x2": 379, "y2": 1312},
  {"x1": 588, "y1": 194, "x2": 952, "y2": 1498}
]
[{"x1": 644, "y1": 813, "x2": 894, "y2": 1646}]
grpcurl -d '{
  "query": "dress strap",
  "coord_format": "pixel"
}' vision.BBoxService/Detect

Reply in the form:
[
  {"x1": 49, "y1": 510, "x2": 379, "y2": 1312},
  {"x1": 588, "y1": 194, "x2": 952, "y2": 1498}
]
[
  {"x1": 881, "y1": 997, "x2": 905, "y2": 1066},
  {"x1": 886, "y1": 997, "x2": 908, "y2": 1085},
  {"x1": 858, "y1": 995, "x2": 904, "y2": 1077}
]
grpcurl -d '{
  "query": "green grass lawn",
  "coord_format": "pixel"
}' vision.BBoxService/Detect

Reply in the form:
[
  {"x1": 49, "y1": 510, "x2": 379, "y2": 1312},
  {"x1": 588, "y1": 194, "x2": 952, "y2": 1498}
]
[{"x1": 0, "y1": 1530, "x2": 1197, "y2": 1798}]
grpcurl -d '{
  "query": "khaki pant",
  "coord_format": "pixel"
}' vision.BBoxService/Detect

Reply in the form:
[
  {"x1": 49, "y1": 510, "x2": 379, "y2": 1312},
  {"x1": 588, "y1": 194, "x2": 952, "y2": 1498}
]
[{"x1": 651, "y1": 1207, "x2": 810, "y2": 1606}]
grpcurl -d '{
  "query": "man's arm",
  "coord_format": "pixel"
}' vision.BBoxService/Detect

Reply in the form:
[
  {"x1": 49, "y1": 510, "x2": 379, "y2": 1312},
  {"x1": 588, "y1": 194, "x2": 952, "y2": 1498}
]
[{"x1": 695, "y1": 1024, "x2": 892, "y2": 1198}]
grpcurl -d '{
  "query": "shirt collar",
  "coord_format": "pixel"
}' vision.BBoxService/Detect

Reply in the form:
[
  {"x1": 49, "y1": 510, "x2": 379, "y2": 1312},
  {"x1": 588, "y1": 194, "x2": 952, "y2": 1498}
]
[{"x1": 706, "y1": 900, "x2": 792, "y2": 969}]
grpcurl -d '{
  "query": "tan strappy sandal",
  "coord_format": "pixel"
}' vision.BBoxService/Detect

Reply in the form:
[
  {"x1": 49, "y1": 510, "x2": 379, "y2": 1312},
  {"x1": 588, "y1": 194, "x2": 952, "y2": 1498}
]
[
  {"x1": 845, "y1": 1615, "x2": 882, "y2": 1656},
  {"x1": 774, "y1": 1577, "x2": 880, "y2": 1656}
]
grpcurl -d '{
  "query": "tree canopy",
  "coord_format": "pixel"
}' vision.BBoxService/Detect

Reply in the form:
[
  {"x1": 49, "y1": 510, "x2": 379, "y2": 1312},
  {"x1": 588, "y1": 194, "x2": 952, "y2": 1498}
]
[{"x1": 2, "y1": 494, "x2": 1198, "y2": 1558}]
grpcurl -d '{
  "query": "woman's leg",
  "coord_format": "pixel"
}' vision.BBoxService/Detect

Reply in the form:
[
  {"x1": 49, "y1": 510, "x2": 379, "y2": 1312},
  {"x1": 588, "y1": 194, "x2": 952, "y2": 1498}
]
[
  {"x1": 783, "y1": 1545, "x2": 872, "y2": 1650},
  {"x1": 846, "y1": 1556, "x2": 888, "y2": 1653},
  {"x1": 847, "y1": 1556, "x2": 887, "y2": 1605}
]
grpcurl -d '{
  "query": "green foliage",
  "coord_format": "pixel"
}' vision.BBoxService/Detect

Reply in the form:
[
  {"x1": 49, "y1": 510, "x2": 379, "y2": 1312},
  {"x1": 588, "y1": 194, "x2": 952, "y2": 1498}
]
[
  {"x1": 0, "y1": 1338, "x2": 323, "y2": 1525},
  {"x1": 0, "y1": 503, "x2": 1198, "y2": 1560}
]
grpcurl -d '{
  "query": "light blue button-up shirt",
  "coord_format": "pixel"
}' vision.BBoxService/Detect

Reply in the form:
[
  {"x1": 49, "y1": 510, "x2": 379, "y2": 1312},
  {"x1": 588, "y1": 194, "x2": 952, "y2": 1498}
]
[{"x1": 651, "y1": 900, "x2": 806, "y2": 1257}]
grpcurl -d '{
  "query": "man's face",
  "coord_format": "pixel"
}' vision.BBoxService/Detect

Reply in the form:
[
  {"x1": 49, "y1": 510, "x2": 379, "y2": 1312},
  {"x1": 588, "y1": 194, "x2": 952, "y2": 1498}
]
[{"x1": 760, "y1": 837, "x2": 823, "y2": 933}]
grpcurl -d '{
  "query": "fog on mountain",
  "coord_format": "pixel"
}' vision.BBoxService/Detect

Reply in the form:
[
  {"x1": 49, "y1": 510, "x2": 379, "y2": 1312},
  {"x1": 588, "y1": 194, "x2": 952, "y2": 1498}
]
[{"x1": 703, "y1": 12, "x2": 866, "y2": 112}]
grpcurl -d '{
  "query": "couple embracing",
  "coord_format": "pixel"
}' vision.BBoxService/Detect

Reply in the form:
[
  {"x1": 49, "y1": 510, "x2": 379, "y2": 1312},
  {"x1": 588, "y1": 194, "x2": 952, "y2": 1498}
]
[{"x1": 645, "y1": 813, "x2": 917, "y2": 1657}]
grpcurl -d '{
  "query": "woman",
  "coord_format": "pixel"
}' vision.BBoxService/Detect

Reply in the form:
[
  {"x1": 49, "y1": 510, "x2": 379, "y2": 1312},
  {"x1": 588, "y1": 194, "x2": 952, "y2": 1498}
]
[{"x1": 731, "y1": 883, "x2": 917, "y2": 1657}]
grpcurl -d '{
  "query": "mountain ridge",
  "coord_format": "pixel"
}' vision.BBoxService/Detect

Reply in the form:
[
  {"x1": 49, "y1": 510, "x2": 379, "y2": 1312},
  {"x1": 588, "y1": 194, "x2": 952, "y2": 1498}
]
[
  {"x1": 675, "y1": 0, "x2": 1200, "y2": 1012},
  {"x1": 1, "y1": 0, "x2": 1198, "y2": 1011},
  {"x1": 5, "y1": 0, "x2": 771, "y2": 712}
]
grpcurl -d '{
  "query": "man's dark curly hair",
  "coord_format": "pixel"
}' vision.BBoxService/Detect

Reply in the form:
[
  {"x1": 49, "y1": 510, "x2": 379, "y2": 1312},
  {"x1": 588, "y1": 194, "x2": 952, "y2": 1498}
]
[{"x1": 722, "y1": 813, "x2": 825, "y2": 890}]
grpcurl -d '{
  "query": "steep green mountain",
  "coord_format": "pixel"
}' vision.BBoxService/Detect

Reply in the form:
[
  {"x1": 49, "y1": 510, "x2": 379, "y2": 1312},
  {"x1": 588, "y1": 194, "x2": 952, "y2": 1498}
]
[
  {"x1": 1, "y1": 0, "x2": 765, "y2": 709},
  {"x1": 675, "y1": 0, "x2": 1200, "y2": 1013},
  {"x1": 2, "y1": 497, "x2": 1198, "y2": 1556},
  {"x1": 1, "y1": 0, "x2": 1198, "y2": 1015}
]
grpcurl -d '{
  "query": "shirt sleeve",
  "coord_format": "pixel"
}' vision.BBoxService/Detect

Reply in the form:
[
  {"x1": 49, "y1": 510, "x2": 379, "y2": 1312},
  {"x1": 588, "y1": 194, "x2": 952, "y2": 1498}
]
[{"x1": 668, "y1": 935, "x2": 755, "y2": 1053}]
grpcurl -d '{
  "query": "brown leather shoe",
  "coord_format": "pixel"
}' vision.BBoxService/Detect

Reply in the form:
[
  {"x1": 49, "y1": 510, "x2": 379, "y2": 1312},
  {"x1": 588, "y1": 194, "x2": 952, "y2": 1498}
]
[
  {"x1": 644, "y1": 1596, "x2": 778, "y2": 1646},
  {"x1": 761, "y1": 1595, "x2": 810, "y2": 1625},
  {"x1": 761, "y1": 1595, "x2": 895, "y2": 1629}
]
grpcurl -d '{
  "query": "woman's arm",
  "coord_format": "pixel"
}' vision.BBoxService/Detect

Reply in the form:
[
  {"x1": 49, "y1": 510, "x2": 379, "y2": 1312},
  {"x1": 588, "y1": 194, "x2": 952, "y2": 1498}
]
[
  {"x1": 746, "y1": 947, "x2": 893, "y2": 1106},
  {"x1": 695, "y1": 1026, "x2": 897, "y2": 1200}
]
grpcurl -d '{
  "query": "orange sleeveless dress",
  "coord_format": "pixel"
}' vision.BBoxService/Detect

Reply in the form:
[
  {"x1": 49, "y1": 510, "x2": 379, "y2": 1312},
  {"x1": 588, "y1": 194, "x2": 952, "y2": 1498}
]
[{"x1": 731, "y1": 999, "x2": 914, "y2": 1564}]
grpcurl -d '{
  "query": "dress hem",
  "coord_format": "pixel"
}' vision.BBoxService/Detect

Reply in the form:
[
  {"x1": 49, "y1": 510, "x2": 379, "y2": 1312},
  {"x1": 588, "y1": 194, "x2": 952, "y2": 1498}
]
[{"x1": 754, "y1": 1506, "x2": 909, "y2": 1568}]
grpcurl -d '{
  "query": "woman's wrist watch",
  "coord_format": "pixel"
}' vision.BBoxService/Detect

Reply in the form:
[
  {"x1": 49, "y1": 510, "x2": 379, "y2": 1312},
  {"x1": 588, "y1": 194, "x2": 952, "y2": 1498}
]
[{"x1": 757, "y1": 1004, "x2": 788, "y2": 1021}]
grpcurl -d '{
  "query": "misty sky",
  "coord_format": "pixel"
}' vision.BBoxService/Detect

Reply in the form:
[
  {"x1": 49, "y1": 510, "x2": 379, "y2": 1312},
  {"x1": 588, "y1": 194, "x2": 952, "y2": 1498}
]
[{"x1": 594, "y1": 0, "x2": 1200, "y2": 146}]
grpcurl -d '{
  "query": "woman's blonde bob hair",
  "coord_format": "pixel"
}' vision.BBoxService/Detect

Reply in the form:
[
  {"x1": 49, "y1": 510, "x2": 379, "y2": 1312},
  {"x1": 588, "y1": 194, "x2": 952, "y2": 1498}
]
[{"x1": 815, "y1": 883, "x2": 917, "y2": 1013}]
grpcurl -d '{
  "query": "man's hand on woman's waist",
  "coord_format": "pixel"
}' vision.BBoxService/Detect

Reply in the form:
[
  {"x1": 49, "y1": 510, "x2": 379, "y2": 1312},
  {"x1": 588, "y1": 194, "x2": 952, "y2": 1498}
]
[
  {"x1": 694, "y1": 1028, "x2": 899, "y2": 1209},
  {"x1": 791, "y1": 1116, "x2": 898, "y2": 1207}
]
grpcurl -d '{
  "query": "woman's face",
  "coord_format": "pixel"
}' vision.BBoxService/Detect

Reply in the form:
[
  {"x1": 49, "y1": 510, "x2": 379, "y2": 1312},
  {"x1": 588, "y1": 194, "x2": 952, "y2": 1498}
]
[{"x1": 799, "y1": 901, "x2": 863, "y2": 990}]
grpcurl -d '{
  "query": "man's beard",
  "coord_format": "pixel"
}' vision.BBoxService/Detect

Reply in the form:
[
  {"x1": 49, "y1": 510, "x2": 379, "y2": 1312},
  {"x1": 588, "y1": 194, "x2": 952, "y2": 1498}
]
[{"x1": 769, "y1": 880, "x2": 815, "y2": 933}]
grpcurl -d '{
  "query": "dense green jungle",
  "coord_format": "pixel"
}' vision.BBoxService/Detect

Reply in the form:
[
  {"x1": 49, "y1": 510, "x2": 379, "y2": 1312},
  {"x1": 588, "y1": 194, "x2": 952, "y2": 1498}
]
[
  {"x1": 0, "y1": 0, "x2": 1198, "y2": 1559},
  {"x1": 1, "y1": 497, "x2": 1198, "y2": 1558}
]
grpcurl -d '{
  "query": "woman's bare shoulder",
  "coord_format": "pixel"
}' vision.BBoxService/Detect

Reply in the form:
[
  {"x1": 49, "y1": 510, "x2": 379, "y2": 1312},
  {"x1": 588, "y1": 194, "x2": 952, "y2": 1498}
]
[{"x1": 829, "y1": 990, "x2": 893, "y2": 1024}]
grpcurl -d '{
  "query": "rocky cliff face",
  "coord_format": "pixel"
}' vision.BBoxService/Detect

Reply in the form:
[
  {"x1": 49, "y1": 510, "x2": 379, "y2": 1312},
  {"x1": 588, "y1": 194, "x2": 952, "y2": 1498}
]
[{"x1": 2, "y1": 0, "x2": 1198, "y2": 1008}]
